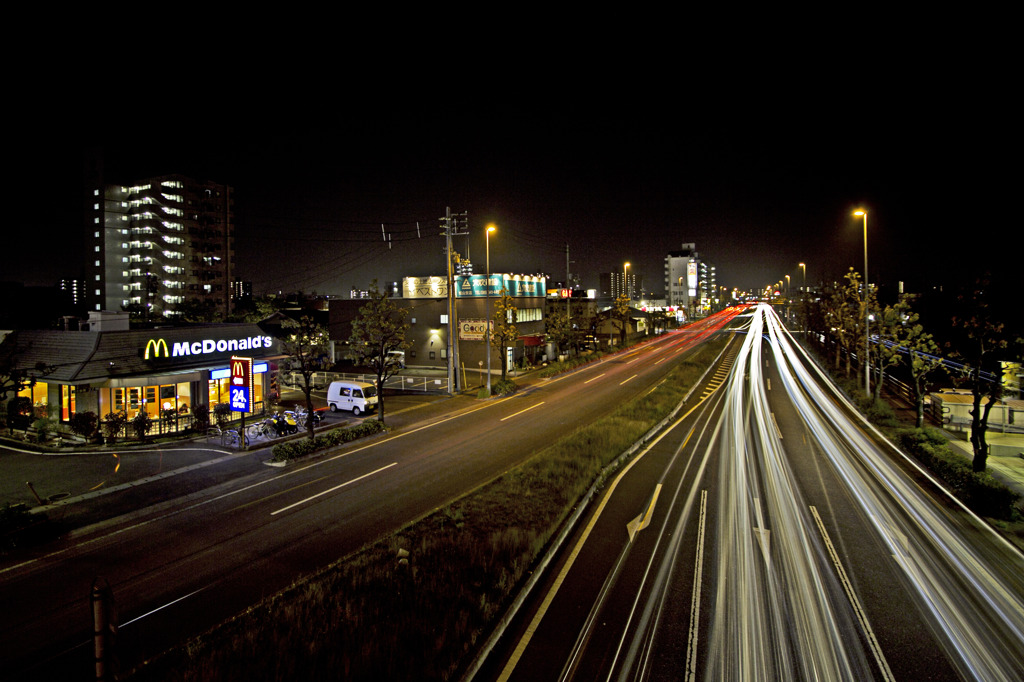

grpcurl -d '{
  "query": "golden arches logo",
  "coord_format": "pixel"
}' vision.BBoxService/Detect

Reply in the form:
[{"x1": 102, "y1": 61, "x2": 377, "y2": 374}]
[{"x1": 144, "y1": 338, "x2": 170, "y2": 359}]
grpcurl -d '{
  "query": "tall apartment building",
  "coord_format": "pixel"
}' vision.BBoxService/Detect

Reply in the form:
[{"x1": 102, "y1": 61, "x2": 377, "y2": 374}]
[
  {"x1": 84, "y1": 174, "x2": 235, "y2": 319},
  {"x1": 664, "y1": 243, "x2": 716, "y2": 313},
  {"x1": 600, "y1": 270, "x2": 641, "y2": 300}
]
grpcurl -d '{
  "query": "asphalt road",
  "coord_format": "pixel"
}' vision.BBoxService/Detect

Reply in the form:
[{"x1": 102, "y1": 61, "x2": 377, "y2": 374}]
[
  {"x1": 0, "y1": 312, "x2": 739, "y2": 679},
  {"x1": 482, "y1": 305, "x2": 1024, "y2": 682}
]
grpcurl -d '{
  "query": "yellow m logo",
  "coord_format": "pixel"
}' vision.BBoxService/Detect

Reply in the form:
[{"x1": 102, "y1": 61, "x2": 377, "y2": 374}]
[{"x1": 144, "y1": 338, "x2": 170, "y2": 359}]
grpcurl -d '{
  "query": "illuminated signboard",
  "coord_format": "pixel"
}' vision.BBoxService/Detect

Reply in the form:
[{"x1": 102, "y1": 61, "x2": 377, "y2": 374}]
[
  {"x1": 403, "y1": 275, "x2": 546, "y2": 299},
  {"x1": 456, "y1": 274, "x2": 545, "y2": 298},
  {"x1": 144, "y1": 334, "x2": 275, "y2": 360},
  {"x1": 230, "y1": 356, "x2": 252, "y2": 412}
]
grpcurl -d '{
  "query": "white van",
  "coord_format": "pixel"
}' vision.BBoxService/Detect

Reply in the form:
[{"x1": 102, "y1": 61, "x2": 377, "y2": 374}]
[{"x1": 326, "y1": 381, "x2": 378, "y2": 416}]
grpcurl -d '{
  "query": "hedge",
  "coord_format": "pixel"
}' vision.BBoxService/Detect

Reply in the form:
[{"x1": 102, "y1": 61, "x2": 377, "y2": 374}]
[
  {"x1": 270, "y1": 420, "x2": 387, "y2": 462},
  {"x1": 897, "y1": 428, "x2": 1020, "y2": 520}
]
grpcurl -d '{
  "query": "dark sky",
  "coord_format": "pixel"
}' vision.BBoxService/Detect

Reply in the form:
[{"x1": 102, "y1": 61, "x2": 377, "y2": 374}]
[{"x1": 7, "y1": 98, "x2": 1019, "y2": 300}]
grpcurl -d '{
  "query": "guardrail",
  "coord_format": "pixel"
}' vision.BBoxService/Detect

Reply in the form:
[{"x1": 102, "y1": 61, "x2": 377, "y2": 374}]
[{"x1": 280, "y1": 370, "x2": 450, "y2": 394}]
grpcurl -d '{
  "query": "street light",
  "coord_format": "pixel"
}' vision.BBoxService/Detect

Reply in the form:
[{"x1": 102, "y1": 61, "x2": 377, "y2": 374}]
[
  {"x1": 623, "y1": 262, "x2": 631, "y2": 302},
  {"x1": 799, "y1": 262, "x2": 807, "y2": 333},
  {"x1": 485, "y1": 224, "x2": 496, "y2": 396},
  {"x1": 854, "y1": 209, "x2": 869, "y2": 395}
]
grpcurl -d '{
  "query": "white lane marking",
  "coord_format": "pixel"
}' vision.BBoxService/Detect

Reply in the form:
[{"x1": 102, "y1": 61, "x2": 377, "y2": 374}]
[
  {"x1": 810, "y1": 505, "x2": 895, "y2": 681},
  {"x1": 121, "y1": 587, "x2": 206, "y2": 628},
  {"x1": 270, "y1": 463, "x2": 397, "y2": 516},
  {"x1": 685, "y1": 490, "x2": 708, "y2": 682}
]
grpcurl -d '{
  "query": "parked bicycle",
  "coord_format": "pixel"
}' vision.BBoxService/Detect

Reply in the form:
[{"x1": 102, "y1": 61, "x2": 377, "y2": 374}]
[
  {"x1": 246, "y1": 418, "x2": 277, "y2": 442},
  {"x1": 221, "y1": 428, "x2": 248, "y2": 448},
  {"x1": 289, "y1": 406, "x2": 323, "y2": 430}
]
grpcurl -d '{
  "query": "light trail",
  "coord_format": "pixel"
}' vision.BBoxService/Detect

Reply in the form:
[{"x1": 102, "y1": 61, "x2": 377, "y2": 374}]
[
  {"x1": 759, "y1": 304, "x2": 1024, "y2": 681},
  {"x1": 705, "y1": 305, "x2": 872, "y2": 681}
]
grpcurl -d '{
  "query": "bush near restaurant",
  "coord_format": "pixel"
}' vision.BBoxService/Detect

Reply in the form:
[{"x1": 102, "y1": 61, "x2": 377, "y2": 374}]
[{"x1": 270, "y1": 420, "x2": 387, "y2": 462}]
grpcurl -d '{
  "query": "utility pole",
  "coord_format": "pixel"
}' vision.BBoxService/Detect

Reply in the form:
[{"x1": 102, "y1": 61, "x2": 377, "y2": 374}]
[
  {"x1": 441, "y1": 208, "x2": 468, "y2": 394},
  {"x1": 566, "y1": 244, "x2": 572, "y2": 358}
]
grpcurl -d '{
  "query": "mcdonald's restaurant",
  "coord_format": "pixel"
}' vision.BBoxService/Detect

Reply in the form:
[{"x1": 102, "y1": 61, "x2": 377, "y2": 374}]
[{"x1": 1, "y1": 318, "x2": 282, "y2": 434}]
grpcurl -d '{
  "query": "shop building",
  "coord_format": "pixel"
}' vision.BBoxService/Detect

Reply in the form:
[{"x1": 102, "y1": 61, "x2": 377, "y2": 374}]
[
  {"x1": 1, "y1": 316, "x2": 280, "y2": 432},
  {"x1": 329, "y1": 274, "x2": 547, "y2": 378}
]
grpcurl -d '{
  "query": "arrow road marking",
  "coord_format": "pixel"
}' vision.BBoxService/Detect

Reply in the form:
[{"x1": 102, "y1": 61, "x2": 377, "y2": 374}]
[{"x1": 626, "y1": 484, "x2": 663, "y2": 542}]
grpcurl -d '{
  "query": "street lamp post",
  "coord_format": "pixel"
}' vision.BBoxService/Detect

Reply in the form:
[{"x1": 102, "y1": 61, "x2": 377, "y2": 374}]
[
  {"x1": 799, "y1": 262, "x2": 806, "y2": 333},
  {"x1": 854, "y1": 210, "x2": 869, "y2": 395},
  {"x1": 623, "y1": 262, "x2": 631, "y2": 302},
  {"x1": 485, "y1": 224, "x2": 496, "y2": 395}
]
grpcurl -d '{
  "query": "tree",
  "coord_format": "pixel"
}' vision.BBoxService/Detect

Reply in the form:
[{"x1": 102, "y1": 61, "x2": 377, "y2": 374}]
[
  {"x1": 904, "y1": 317, "x2": 946, "y2": 429},
  {"x1": 612, "y1": 294, "x2": 631, "y2": 347},
  {"x1": 490, "y1": 287, "x2": 519, "y2": 382},
  {"x1": 277, "y1": 314, "x2": 331, "y2": 437},
  {"x1": 873, "y1": 298, "x2": 911, "y2": 402},
  {"x1": 948, "y1": 277, "x2": 1010, "y2": 472},
  {"x1": 822, "y1": 274, "x2": 855, "y2": 376},
  {"x1": 568, "y1": 300, "x2": 597, "y2": 354},
  {"x1": 823, "y1": 269, "x2": 873, "y2": 381},
  {"x1": 0, "y1": 338, "x2": 52, "y2": 432},
  {"x1": 230, "y1": 294, "x2": 282, "y2": 323},
  {"x1": 544, "y1": 308, "x2": 573, "y2": 359},
  {"x1": 349, "y1": 281, "x2": 411, "y2": 422},
  {"x1": 176, "y1": 298, "x2": 222, "y2": 324}
]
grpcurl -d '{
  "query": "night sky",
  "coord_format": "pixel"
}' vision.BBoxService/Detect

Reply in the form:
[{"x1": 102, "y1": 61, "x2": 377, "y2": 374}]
[{"x1": 8, "y1": 99, "x2": 1019, "y2": 301}]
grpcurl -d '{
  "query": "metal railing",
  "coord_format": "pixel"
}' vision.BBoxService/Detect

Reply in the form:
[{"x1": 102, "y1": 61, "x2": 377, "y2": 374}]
[{"x1": 281, "y1": 370, "x2": 450, "y2": 394}]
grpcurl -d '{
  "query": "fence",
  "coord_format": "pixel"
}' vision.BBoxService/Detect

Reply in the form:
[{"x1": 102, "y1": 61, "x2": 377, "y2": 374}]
[{"x1": 280, "y1": 370, "x2": 450, "y2": 394}]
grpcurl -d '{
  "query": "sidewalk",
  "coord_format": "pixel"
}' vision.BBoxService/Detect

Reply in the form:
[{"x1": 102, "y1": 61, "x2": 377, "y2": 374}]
[
  {"x1": 880, "y1": 384, "x2": 1024, "y2": 499},
  {"x1": 944, "y1": 430, "x2": 1024, "y2": 498}
]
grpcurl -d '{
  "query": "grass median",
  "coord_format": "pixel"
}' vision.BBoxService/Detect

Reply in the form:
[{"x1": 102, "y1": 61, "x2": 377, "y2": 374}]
[{"x1": 126, "y1": 336, "x2": 727, "y2": 682}]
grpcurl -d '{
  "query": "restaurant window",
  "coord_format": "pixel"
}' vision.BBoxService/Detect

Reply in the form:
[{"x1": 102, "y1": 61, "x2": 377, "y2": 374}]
[
  {"x1": 17, "y1": 382, "x2": 49, "y2": 418},
  {"x1": 61, "y1": 385, "x2": 77, "y2": 421},
  {"x1": 208, "y1": 375, "x2": 263, "y2": 415}
]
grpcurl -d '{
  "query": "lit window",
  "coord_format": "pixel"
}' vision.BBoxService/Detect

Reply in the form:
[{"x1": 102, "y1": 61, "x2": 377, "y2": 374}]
[
  {"x1": 95, "y1": 246, "x2": 100, "y2": 252},
  {"x1": 94, "y1": 231, "x2": 100, "y2": 238}
]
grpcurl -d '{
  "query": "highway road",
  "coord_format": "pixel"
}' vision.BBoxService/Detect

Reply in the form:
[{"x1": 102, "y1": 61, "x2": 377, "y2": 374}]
[
  {"x1": 0, "y1": 310, "x2": 740, "y2": 679},
  {"x1": 484, "y1": 304, "x2": 1024, "y2": 682}
]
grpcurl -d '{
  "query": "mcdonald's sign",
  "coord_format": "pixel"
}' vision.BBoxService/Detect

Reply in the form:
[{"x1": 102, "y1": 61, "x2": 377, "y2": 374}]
[
  {"x1": 144, "y1": 338, "x2": 170, "y2": 359},
  {"x1": 230, "y1": 356, "x2": 253, "y2": 412}
]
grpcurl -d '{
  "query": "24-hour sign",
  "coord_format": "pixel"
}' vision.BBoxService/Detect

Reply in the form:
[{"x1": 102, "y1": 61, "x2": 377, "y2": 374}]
[{"x1": 230, "y1": 356, "x2": 252, "y2": 412}]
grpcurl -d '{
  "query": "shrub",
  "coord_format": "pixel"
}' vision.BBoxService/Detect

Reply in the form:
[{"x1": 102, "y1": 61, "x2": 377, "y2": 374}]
[
  {"x1": 213, "y1": 403, "x2": 232, "y2": 429},
  {"x1": 491, "y1": 379, "x2": 518, "y2": 396},
  {"x1": 270, "y1": 419, "x2": 387, "y2": 462},
  {"x1": 897, "y1": 429, "x2": 1020, "y2": 520},
  {"x1": 103, "y1": 411, "x2": 128, "y2": 443},
  {"x1": 191, "y1": 404, "x2": 211, "y2": 434},
  {"x1": 131, "y1": 411, "x2": 154, "y2": 441},
  {"x1": 69, "y1": 411, "x2": 99, "y2": 441},
  {"x1": 31, "y1": 417, "x2": 55, "y2": 443}
]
